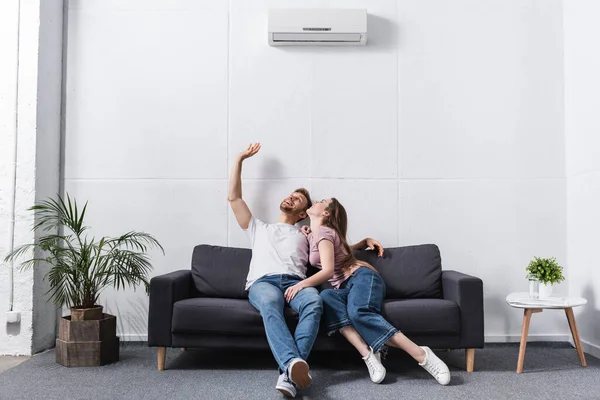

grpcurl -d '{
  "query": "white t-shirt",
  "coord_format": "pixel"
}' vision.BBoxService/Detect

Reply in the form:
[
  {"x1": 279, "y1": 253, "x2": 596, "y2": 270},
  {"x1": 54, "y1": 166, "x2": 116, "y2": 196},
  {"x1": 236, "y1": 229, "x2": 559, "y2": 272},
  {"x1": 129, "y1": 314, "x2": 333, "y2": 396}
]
[{"x1": 244, "y1": 216, "x2": 309, "y2": 290}]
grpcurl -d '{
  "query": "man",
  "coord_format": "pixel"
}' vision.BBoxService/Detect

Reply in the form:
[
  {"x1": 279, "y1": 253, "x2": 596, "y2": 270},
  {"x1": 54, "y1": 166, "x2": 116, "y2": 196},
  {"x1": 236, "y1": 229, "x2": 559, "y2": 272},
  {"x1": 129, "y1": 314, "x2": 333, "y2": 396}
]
[{"x1": 228, "y1": 143, "x2": 383, "y2": 398}]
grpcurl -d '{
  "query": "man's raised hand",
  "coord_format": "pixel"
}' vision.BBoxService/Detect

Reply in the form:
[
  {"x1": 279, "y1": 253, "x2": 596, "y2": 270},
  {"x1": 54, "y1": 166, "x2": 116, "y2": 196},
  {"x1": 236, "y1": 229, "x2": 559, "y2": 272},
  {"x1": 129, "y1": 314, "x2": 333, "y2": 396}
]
[{"x1": 238, "y1": 143, "x2": 261, "y2": 160}]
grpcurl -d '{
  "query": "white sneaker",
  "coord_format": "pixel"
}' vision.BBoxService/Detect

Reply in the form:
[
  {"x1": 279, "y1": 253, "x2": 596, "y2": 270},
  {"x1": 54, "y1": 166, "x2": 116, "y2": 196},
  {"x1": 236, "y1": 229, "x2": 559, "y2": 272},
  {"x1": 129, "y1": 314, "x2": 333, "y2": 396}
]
[
  {"x1": 287, "y1": 358, "x2": 312, "y2": 389},
  {"x1": 363, "y1": 347, "x2": 386, "y2": 383},
  {"x1": 276, "y1": 373, "x2": 297, "y2": 398},
  {"x1": 418, "y1": 346, "x2": 450, "y2": 385}
]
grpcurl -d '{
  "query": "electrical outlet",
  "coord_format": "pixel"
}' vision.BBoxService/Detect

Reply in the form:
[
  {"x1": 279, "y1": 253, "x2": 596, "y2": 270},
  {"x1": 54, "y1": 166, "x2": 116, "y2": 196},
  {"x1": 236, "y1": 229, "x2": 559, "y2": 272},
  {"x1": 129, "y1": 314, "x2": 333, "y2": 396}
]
[{"x1": 6, "y1": 311, "x2": 21, "y2": 323}]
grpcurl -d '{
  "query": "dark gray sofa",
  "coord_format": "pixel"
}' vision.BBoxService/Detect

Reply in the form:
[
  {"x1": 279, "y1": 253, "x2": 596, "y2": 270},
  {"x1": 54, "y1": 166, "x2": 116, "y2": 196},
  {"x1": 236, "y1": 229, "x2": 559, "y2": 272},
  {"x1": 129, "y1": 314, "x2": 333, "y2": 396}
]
[{"x1": 148, "y1": 243, "x2": 484, "y2": 371}]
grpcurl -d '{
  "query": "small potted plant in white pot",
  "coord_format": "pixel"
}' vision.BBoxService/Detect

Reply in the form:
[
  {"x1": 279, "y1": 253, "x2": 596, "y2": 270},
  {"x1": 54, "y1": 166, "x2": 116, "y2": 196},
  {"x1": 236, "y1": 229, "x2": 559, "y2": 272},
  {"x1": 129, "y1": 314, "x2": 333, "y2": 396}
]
[
  {"x1": 3, "y1": 194, "x2": 163, "y2": 366},
  {"x1": 525, "y1": 256, "x2": 565, "y2": 299}
]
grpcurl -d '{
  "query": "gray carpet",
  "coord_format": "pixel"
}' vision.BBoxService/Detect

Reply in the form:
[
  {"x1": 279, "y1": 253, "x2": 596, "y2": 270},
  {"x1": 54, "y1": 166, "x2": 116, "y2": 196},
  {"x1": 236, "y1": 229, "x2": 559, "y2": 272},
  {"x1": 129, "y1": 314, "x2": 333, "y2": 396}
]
[{"x1": 0, "y1": 342, "x2": 599, "y2": 400}]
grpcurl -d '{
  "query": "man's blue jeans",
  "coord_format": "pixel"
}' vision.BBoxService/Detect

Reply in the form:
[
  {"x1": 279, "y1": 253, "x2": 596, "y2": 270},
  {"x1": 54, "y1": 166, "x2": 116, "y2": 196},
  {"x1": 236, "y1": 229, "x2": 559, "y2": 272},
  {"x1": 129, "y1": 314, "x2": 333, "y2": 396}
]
[{"x1": 248, "y1": 274, "x2": 323, "y2": 373}]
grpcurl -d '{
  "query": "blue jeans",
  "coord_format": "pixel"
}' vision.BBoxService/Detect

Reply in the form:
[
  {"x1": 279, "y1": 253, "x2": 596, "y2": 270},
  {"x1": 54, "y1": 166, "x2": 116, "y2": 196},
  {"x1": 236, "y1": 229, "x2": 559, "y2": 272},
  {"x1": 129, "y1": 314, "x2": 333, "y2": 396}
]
[
  {"x1": 248, "y1": 274, "x2": 323, "y2": 372},
  {"x1": 320, "y1": 267, "x2": 398, "y2": 352}
]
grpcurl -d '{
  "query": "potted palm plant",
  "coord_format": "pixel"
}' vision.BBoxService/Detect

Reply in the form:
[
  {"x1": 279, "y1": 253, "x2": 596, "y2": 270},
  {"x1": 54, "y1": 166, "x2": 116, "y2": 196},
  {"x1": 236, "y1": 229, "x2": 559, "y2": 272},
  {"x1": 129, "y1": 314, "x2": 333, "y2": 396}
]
[{"x1": 3, "y1": 194, "x2": 163, "y2": 366}]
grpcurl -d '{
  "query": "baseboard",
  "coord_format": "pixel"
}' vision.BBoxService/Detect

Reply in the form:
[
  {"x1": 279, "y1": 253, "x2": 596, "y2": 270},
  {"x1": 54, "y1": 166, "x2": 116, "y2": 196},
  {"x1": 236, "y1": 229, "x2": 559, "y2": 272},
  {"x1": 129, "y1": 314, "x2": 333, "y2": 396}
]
[
  {"x1": 488, "y1": 335, "x2": 599, "y2": 358},
  {"x1": 118, "y1": 334, "x2": 148, "y2": 342},
  {"x1": 485, "y1": 334, "x2": 571, "y2": 343},
  {"x1": 115, "y1": 333, "x2": 599, "y2": 359},
  {"x1": 120, "y1": 333, "x2": 572, "y2": 344},
  {"x1": 579, "y1": 339, "x2": 600, "y2": 359}
]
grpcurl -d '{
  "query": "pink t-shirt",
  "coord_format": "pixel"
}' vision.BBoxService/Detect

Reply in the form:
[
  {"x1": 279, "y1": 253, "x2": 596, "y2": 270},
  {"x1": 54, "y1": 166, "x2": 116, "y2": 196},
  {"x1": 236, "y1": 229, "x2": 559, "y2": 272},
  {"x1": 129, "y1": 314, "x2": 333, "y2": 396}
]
[{"x1": 308, "y1": 226, "x2": 359, "y2": 289}]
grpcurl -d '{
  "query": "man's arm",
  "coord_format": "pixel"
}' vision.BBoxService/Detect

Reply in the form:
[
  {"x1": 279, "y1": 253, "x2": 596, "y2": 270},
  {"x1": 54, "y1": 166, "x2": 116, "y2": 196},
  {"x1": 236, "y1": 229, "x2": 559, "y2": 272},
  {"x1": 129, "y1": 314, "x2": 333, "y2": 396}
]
[
  {"x1": 228, "y1": 143, "x2": 260, "y2": 229},
  {"x1": 351, "y1": 237, "x2": 384, "y2": 257}
]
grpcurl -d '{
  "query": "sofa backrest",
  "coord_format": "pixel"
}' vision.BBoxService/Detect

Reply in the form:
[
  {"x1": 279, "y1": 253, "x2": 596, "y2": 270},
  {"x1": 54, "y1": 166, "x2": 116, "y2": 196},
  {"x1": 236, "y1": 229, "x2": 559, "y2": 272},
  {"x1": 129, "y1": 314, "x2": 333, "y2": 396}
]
[
  {"x1": 191, "y1": 245, "x2": 251, "y2": 299},
  {"x1": 355, "y1": 244, "x2": 442, "y2": 299},
  {"x1": 191, "y1": 243, "x2": 443, "y2": 299}
]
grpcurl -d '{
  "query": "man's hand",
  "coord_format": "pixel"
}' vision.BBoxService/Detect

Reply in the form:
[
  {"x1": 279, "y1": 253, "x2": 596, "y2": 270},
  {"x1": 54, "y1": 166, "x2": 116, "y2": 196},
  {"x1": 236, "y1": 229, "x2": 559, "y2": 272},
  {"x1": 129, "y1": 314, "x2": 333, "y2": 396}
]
[
  {"x1": 366, "y1": 238, "x2": 384, "y2": 257},
  {"x1": 285, "y1": 281, "x2": 306, "y2": 303},
  {"x1": 301, "y1": 225, "x2": 311, "y2": 238},
  {"x1": 238, "y1": 143, "x2": 261, "y2": 161}
]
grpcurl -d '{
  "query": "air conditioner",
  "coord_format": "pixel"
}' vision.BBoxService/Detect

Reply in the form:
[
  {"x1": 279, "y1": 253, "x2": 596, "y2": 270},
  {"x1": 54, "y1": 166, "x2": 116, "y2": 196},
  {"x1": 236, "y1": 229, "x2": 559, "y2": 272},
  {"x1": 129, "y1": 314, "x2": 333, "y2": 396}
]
[{"x1": 268, "y1": 9, "x2": 367, "y2": 46}]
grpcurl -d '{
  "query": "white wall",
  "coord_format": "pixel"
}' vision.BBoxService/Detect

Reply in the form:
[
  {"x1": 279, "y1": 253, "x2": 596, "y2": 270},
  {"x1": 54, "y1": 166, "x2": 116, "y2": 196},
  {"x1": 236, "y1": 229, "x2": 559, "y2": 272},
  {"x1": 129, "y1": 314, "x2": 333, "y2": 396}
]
[
  {"x1": 63, "y1": 0, "x2": 567, "y2": 342},
  {"x1": 397, "y1": 0, "x2": 566, "y2": 342},
  {"x1": 0, "y1": 0, "x2": 63, "y2": 355},
  {"x1": 0, "y1": 0, "x2": 26, "y2": 355},
  {"x1": 564, "y1": 0, "x2": 600, "y2": 358}
]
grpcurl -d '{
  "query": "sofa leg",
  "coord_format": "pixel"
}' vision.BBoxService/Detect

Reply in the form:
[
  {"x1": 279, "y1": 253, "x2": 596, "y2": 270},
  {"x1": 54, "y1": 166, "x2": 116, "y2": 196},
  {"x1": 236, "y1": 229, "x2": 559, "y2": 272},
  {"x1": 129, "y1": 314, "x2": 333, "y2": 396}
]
[
  {"x1": 158, "y1": 347, "x2": 166, "y2": 371},
  {"x1": 466, "y1": 348, "x2": 475, "y2": 372}
]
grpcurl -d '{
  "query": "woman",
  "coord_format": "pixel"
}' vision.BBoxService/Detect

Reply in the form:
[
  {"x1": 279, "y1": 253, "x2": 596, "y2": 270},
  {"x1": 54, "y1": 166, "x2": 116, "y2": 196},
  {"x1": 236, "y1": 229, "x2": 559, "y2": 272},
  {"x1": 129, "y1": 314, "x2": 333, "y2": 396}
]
[{"x1": 295, "y1": 198, "x2": 451, "y2": 385}]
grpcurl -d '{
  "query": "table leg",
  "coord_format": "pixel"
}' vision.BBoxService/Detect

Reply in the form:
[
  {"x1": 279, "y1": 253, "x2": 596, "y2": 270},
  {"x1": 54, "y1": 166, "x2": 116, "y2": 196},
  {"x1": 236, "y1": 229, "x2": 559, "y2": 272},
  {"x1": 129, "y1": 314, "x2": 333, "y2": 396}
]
[
  {"x1": 517, "y1": 308, "x2": 535, "y2": 373},
  {"x1": 565, "y1": 307, "x2": 587, "y2": 367}
]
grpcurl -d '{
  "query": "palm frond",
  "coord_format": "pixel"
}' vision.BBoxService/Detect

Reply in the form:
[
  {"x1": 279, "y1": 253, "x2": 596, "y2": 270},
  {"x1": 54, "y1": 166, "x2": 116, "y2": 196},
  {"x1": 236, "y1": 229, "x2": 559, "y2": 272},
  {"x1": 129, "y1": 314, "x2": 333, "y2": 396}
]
[
  {"x1": 3, "y1": 243, "x2": 37, "y2": 264},
  {"x1": 105, "y1": 232, "x2": 164, "y2": 254},
  {"x1": 94, "y1": 250, "x2": 152, "y2": 295},
  {"x1": 16, "y1": 258, "x2": 48, "y2": 271},
  {"x1": 7, "y1": 193, "x2": 163, "y2": 309},
  {"x1": 47, "y1": 261, "x2": 80, "y2": 308}
]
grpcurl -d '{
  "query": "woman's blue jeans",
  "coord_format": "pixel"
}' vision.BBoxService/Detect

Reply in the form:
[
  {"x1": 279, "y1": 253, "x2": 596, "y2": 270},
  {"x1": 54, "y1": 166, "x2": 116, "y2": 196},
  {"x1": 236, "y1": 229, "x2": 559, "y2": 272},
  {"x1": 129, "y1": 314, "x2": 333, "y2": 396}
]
[{"x1": 320, "y1": 268, "x2": 398, "y2": 352}]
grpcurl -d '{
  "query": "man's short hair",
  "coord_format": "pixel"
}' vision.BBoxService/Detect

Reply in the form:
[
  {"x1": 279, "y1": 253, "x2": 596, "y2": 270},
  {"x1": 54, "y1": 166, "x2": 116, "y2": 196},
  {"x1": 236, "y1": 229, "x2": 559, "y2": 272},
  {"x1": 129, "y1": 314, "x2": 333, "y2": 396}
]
[{"x1": 294, "y1": 187, "x2": 312, "y2": 218}]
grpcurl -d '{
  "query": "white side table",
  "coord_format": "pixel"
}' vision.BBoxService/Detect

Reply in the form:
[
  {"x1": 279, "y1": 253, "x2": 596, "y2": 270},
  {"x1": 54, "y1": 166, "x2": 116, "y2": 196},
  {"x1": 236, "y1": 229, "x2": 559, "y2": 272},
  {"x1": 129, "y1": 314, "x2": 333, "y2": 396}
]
[{"x1": 506, "y1": 292, "x2": 587, "y2": 373}]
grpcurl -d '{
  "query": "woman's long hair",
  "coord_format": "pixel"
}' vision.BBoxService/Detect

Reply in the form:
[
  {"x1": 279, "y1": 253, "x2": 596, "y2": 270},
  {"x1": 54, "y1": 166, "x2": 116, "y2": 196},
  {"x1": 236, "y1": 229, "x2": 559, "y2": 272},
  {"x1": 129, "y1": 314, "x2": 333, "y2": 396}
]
[{"x1": 323, "y1": 198, "x2": 378, "y2": 275}]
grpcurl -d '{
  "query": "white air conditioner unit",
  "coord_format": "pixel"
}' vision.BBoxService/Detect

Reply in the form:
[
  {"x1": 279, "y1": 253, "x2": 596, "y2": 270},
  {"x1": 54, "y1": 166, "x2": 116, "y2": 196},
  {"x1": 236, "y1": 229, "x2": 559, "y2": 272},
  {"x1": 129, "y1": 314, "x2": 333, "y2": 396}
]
[{"x1": 268, "y1": 9, "x2": 367, "y2": 46}]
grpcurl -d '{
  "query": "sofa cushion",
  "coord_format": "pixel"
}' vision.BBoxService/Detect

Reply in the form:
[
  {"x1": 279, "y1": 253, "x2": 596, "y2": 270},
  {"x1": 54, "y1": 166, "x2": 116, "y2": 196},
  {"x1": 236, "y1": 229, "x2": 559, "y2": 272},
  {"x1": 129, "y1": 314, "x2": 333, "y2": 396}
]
[
  {"x1": 382, "y1": 299, "x2": 460, "y2": 335},
  {"x1": 355, "y1": 244, "x2": 443, "y2": 299},
  {"x1": 190, "y1": 244, "x2": 443, "y2": 299},
  {"x1": 191, "y1": 245, "x2": 251, "y2": 299},
  {"x1": 172, "y1": 298, "x2": 298, "y2": 335},
  {"x1": 172, "y1": 297, "x2": 459, "y2": 337}
]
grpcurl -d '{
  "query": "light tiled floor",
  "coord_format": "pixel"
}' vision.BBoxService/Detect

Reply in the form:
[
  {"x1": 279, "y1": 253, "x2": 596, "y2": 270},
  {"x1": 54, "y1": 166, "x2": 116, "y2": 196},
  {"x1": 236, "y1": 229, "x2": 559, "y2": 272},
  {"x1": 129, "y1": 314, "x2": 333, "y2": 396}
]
[{"x1": 0, "y1": 356, "x2": 29, "y2": 373}]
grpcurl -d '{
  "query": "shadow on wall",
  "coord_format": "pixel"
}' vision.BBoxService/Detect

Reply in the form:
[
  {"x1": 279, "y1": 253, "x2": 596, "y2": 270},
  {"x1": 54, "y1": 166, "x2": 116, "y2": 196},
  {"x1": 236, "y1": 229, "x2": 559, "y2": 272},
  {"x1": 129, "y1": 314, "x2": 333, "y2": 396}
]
[
  {"x1": 252, "y1": 157, "x2": 285, "y2": 221},
  {"x1": 485, "y1": 291, "x2": 514, "y2": 340},
  {"x1": 578, "y1": 285, "x2": 600, "y2": 346},
  {"x1": 367, "y1": 14, "x2": 398, "y2": 50},
  {"x1": 498, "y1": 296, "x2": 514, "y2": 339},
  {"x1": 106, "y1": 296, "x2": 149, "y2": 341}
]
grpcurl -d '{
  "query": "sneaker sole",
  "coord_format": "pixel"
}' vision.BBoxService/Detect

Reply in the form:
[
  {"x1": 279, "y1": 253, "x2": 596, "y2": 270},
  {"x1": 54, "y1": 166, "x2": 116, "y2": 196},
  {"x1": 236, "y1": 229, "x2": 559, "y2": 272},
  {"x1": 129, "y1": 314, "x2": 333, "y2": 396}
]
[
  {"x1": 289, "y1": 361, "x2": 311, "y2": 389},
  {"x1": 276, "y1": 387, "x2": 295, "y2": 398},
  {"x1": 372, "y1": 369, "x2": 386, "y2": 384}
]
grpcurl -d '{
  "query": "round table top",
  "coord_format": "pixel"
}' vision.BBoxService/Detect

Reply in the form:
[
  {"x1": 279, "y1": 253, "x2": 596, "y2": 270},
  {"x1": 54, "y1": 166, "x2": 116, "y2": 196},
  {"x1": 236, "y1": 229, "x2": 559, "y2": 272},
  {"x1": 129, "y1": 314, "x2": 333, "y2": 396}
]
[{"x1": 506, "y1": 292, "x2": 587, "y2": 309}]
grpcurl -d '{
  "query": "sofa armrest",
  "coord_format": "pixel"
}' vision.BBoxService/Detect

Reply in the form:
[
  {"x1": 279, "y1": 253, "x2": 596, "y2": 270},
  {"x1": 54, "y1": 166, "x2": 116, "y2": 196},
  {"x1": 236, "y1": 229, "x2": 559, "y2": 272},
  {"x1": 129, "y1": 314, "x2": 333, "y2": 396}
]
[
  {"x1": 148, "y1": 270, "x2": 193, "y2": 347},
  {"x1": 442, "y1": 270, "x2": 484, "y2": 348}
]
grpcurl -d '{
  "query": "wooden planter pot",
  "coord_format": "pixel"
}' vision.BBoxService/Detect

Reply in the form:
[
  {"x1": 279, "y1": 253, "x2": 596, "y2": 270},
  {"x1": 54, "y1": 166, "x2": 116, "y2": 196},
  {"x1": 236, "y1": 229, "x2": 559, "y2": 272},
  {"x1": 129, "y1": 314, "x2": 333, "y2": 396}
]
[
  {"x1": 70, "y1": 305, "x2": 104, "y2": 321},
  {"x1": 56, "y1": 313, "x2": 119, "y2": 367}
]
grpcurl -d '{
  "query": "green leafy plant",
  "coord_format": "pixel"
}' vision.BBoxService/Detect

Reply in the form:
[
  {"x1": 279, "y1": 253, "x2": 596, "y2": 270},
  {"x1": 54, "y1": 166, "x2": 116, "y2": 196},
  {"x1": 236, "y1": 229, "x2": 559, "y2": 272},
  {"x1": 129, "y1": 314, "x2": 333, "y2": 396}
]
[
  {"x1": 3, "y1": 194, "x2": 164, "y2": 309},
  {"x1": 526, "y1": 256, "x2": 565, "y2": 285}
]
